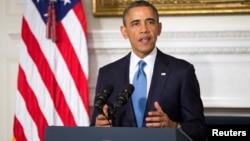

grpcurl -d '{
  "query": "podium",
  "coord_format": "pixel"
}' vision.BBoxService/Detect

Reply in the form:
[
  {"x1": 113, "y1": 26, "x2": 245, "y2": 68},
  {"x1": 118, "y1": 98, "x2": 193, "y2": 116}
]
[{"x1": 44, "y1": 126, "x2": 193, "y2": 141}]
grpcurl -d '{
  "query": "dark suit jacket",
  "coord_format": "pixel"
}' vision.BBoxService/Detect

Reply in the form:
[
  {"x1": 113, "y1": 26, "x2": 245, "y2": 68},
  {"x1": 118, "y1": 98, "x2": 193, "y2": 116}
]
[{"x1": 90, "y1": 48, "x2": 208, "y2": 141}]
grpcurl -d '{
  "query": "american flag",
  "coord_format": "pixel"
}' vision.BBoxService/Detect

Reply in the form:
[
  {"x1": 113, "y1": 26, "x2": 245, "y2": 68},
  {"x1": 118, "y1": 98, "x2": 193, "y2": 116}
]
[{"x1": 12, "y1": 0, "x2": 90, "y2": 141}]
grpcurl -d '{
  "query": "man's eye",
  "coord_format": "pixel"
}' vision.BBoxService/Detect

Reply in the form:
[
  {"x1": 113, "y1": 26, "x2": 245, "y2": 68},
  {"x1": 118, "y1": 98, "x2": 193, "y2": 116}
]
[
  {"x1": 132, "y1": 22, "x2": 139, "y2": 26},
  {"x1": 147, "y1": 20, "x2": 155, "y2": 24}
]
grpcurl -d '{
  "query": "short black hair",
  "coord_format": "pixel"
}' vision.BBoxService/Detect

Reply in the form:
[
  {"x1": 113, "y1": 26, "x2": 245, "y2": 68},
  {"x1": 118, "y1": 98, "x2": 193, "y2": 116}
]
[{"x1": 122, "y1": 1, "x2": 159, "y2": 26}]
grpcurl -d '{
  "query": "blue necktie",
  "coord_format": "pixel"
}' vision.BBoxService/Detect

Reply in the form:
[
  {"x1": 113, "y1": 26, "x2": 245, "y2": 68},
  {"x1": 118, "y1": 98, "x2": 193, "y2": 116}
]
[{"x1": 132, "y1": 60, "x2": 147, "y2": 127}]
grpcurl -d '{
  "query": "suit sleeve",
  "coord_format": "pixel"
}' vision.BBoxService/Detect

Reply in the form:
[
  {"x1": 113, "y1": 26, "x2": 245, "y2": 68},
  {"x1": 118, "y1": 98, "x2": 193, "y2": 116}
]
[
  {"x1": 179, "y1": 64, "x2": 208, "y2": 141},
  {"x1": 90, "y1": 68, "x2": 104, "y2": 126}
]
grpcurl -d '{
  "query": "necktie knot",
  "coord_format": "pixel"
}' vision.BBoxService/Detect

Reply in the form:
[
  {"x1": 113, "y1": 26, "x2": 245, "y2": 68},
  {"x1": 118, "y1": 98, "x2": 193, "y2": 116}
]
[
  {"x1": 134, "y1": 60, "x2": 146, "y2": 80},
  {"x1": 138, "y1": 60, "x2": 146, "y2": 71}
]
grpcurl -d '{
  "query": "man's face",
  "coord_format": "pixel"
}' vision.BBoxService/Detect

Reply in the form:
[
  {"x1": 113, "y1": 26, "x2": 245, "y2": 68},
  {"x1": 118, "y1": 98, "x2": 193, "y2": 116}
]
[{"x1": 120, "y1": 6, "x2": 162, "y2": 58}]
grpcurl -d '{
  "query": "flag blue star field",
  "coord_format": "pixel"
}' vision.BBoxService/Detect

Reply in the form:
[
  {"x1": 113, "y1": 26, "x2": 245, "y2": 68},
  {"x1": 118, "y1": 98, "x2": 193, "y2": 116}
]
[{"x1": 13, "y1": 0, "x2": 90, "y2": 140}]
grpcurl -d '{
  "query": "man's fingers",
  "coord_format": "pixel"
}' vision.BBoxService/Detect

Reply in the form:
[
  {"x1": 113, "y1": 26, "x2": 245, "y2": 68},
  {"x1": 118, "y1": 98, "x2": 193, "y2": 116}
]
[
  {"x1": 95, "y1": 114, "x2": 111, "y2": 126},
  {"x1": 147, "y1": 102, "x2": 164, "y2": 117},
  {"x1": 154, "y1": 101, "x2": 163, "y2": 112},
  {"x1": 103, "y1": 104, "x2": 109, "y2": 117},
  {"x1": 95, "y1": 104, "x2": 112, "y2": 127},
  {"x1": 145, "y1": 116, "x2": 161, "y2": 122},
  {"x1": 146, "y1": 122, "x2": 165, "y2": 128}
]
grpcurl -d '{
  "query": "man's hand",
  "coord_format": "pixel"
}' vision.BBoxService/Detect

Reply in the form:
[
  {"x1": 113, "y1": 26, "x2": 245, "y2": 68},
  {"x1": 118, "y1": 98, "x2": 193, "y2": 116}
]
[
  {"x1": 145, "y1": 101, "x2": 178, "y2": 128},
  {"x1": 95, "y1": 104, "x2": 112, "y2": 127}
]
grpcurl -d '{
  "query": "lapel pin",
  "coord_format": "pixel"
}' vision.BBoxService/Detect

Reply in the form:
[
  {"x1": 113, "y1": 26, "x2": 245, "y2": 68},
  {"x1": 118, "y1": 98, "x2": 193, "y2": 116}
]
[{"x1": 161, "y1": 72, "x2": 166, "y2": 76}]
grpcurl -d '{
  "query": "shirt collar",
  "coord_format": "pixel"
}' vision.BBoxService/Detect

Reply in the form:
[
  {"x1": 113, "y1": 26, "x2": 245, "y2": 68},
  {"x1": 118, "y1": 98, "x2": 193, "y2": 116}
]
[{"x1": 130, "y1": 47, "x2": 157, "y2": 69}]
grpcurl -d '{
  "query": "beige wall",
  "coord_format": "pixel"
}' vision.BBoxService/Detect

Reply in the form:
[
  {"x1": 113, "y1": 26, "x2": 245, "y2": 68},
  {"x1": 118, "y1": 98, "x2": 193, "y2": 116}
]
[{"x1": 1, "y1": 0, "x2": 250, "y2": 141}]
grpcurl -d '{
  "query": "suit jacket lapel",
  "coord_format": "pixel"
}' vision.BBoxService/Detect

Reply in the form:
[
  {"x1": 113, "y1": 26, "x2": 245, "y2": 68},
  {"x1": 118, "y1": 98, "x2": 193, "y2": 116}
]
[
  {"x1": 113, "y1": 53, "x2": 137, "y2": 125},
  {"x1": 113, "y1": 53, "x2": 131, "y2": 89},
  {"x1": 146, "y1": 49, "x2": 170, "y2": 111}
]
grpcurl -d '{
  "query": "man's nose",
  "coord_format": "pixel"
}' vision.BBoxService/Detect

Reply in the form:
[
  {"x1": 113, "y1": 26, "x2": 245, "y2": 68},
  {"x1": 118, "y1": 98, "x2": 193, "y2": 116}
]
[{"x1": 140, "y1": 23, "x2": 149, "y2": 33}]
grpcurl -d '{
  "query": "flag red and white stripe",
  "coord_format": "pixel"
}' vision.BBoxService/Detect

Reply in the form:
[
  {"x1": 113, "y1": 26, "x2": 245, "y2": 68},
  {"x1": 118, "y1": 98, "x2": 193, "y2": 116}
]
[{"x1": 13, "y1": 0, "x2": 90, "y2": 141}]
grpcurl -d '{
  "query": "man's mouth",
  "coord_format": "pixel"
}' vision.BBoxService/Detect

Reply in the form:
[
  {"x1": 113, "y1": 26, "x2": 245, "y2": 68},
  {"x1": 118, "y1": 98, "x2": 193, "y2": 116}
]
[{"x1": 139, "y1": 37, "x2": 151, "y2": 44}]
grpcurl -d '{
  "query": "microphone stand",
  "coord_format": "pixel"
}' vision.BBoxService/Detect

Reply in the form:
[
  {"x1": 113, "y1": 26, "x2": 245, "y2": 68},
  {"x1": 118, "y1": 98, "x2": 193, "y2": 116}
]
[
  {"x1": 107, "y1": 103, "x2": 116, "y2": 127},
  {"x1": 106, "y1": 84, "x2": 134, "y2": 127}
]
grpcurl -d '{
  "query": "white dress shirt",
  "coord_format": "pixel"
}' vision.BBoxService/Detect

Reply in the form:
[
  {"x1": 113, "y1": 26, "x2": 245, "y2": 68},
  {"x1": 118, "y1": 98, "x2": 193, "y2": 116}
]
[{"x1": 129, "y1": 47, "x2": 157, "y2": 98}]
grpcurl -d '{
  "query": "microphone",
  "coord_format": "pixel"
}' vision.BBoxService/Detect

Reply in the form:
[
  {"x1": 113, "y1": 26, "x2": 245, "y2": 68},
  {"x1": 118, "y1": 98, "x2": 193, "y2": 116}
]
[
  {"x1": 111, "y1": 84, "x2": 134, "y2": 115},
  {"x1": 94, "y1": 84, "x2": 114, "y2": 112}
]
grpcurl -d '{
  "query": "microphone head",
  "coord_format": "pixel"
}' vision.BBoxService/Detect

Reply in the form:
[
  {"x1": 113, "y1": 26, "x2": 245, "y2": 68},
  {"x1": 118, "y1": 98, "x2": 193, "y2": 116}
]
[
  {"x1": 123, "y1": 84, "x2": 134, "y2": 97},
  {"x1": 96, "y1": 84, "x2": 113, "y2": 99},
  {"x1": 111, "y1": 84, "x2": 134, "y2": 115},
  {"x1": 116, "y1": 84, "x2": 134, "y2": 103},
  {"x1": 102, "y1": 84, "x2": 114, "y2": 94},
  {"x1": 94, "y1": 84, "x2": 114, "y2": 110}
]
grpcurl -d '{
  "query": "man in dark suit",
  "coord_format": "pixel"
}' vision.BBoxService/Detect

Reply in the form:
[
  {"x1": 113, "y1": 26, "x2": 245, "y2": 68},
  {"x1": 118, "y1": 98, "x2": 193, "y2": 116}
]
[{"x1": 90, "y1": 1, "x2": 207, "y2": 141}]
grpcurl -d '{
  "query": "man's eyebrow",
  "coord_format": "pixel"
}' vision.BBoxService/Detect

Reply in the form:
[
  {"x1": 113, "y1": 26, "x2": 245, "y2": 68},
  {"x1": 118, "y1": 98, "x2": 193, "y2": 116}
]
[
  {"x1": 130, "y1": 18, "x2": 156, "y2": 24},
  {"x1": 146, "y1": 18, "x2": 156, "y2": 22}
]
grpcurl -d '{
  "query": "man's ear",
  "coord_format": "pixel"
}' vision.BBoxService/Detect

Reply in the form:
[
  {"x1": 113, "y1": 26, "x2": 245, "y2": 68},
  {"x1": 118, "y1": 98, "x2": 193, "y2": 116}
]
[
  {"x1": 158, "y1": 22, "x2": 162, "y2": 35},
  {"x1": 120, "y1": 26, "x2": 128, "y2": 39}
]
